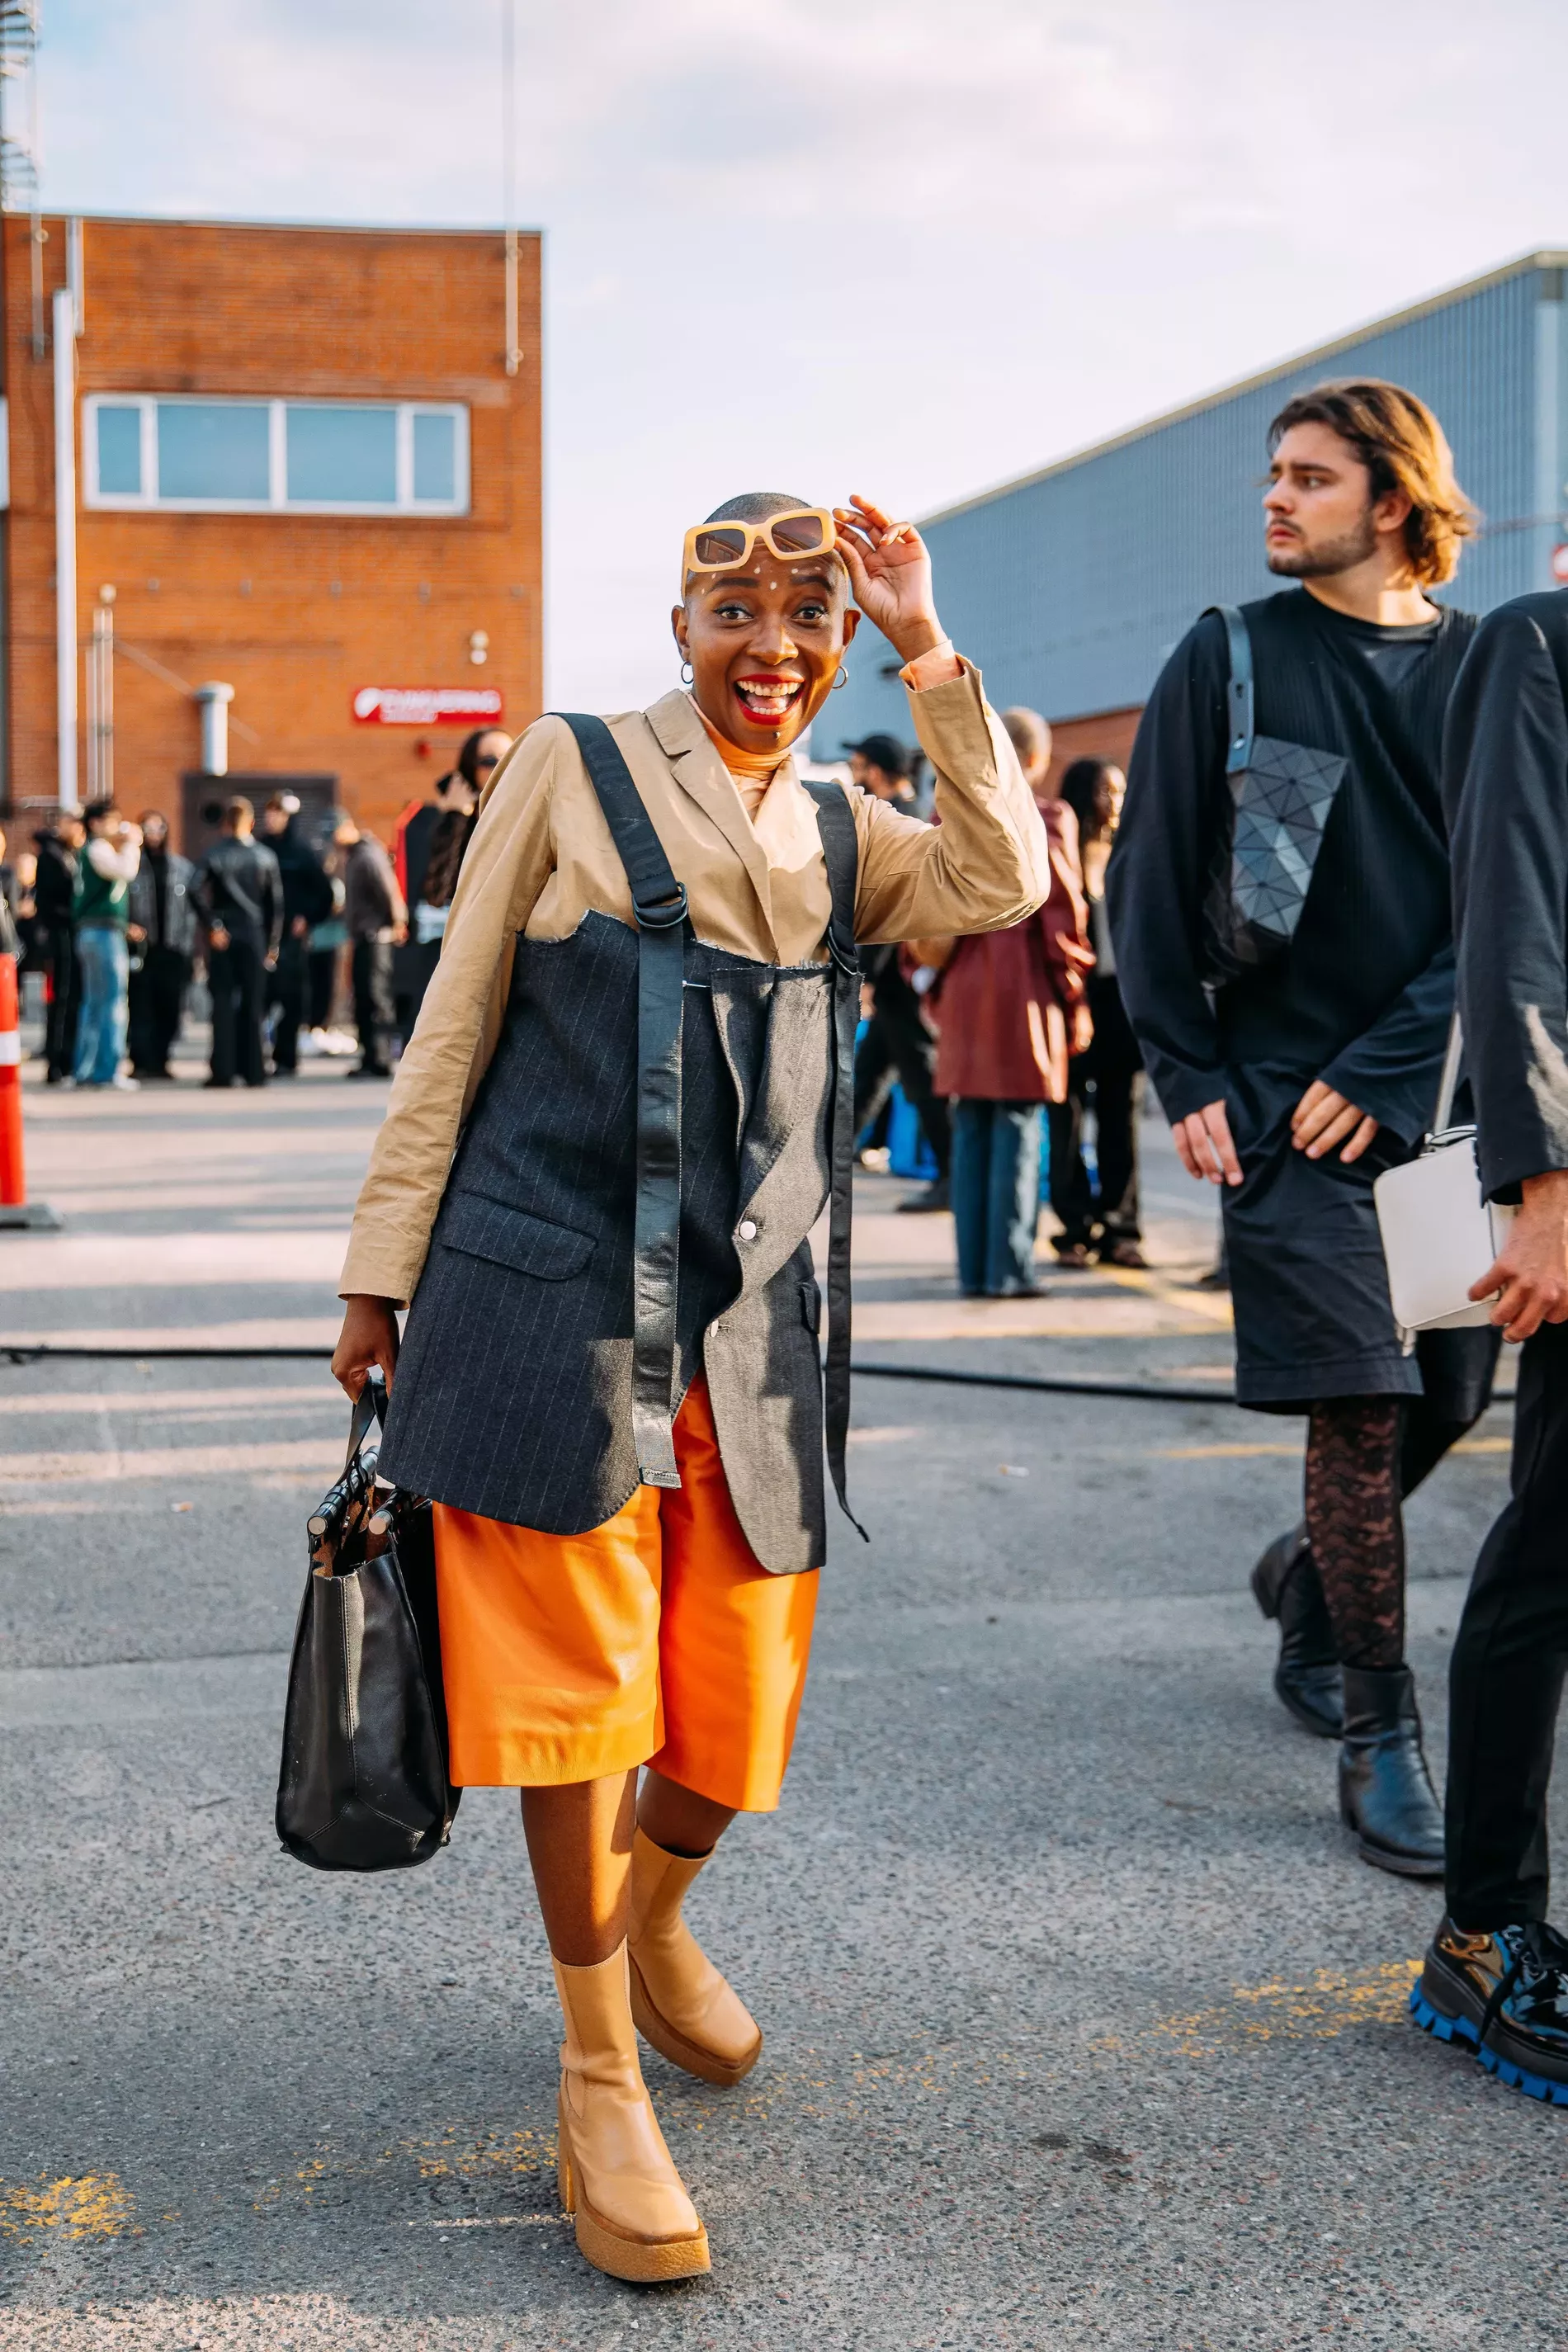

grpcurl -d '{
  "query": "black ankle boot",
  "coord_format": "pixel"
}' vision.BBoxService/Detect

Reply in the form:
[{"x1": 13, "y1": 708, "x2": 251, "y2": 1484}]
[
  {"x1": 1338, "y1": 1665, "x2": 1444, "y2": 1878},
  {"x1": 1250, "y1": 1526, "x2": 1343, "y2": 1739}
]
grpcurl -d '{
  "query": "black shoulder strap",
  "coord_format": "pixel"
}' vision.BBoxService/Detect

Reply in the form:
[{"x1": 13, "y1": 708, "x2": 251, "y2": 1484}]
[
  {"x1": 1207, "y1": 604, "x2": 1254, "y2": 776},
  {"x1": 555, "y1": 712, "x2": 687, "y2": 927},
  {"x1": 805, "y1": 781, "x2": 867, "y2": 1543},
  {"x1": 554, "y1": 713, "x2": 687, "y2": 1490}
]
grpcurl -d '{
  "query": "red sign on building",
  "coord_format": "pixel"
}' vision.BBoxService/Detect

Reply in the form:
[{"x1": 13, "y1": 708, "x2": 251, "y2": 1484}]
[{"x1": 352, "y1": 686, "x2": 505, "y2": 726}]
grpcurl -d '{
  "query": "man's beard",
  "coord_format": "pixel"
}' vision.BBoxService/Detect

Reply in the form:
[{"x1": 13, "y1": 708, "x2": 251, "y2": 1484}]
[{"x1": 1266, "y1": 508, "x2": 1377, "y2": 579}]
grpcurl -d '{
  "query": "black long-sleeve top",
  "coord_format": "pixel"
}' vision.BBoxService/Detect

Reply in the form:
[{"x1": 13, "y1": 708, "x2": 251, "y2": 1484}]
[
  {"x1": 1106, "y1": 588, "x2": 1476, "y2": 1149},
  {"x1": 1443, "y1": 588, "x2": 1568, "y2": 1198}
]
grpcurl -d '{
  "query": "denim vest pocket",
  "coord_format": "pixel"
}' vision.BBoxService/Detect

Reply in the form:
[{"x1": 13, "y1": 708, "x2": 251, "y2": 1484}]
[{"x1": 437, "y1": 1192, "x2": 597, "y2": 1281}]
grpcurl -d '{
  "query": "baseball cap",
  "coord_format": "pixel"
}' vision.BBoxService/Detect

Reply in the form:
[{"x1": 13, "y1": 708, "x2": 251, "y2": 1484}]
[{"x1": 843, "y1": 732, "x2": 914, "y2": 779}]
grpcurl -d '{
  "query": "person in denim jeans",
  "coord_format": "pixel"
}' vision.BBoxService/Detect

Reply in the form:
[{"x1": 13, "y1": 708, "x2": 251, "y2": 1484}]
[
  {"x1": 933, "y1": 709, "x2": 1093, "y2": 1296},
  {"x1": 73, "y1": 801, "x2": 141, "y2": 1091}
]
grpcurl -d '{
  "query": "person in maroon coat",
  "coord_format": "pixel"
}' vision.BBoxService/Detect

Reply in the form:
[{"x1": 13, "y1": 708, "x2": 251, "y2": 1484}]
[{"x1": 932, "y1": 708, "x2": 1092, "y2": 1295}]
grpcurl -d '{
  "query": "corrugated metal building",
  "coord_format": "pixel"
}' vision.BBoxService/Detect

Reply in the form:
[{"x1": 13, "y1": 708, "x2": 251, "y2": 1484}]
[{"x1": 830, "y1": 250, "x2": 1568, "y2": 772}]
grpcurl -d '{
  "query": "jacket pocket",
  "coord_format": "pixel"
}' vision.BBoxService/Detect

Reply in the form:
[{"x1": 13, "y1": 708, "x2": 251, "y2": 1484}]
[
  {"x1": 438, "y1": 1193, "x2": 596, "y2": 1281},
  {"x1": 800, "y1": 1277, "x2": 822, "y2": 1335}
]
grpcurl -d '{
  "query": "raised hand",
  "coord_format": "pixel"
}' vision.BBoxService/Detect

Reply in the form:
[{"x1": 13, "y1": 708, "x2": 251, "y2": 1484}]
[{"x1": 833, "y1": 495, "x2": 945, "y2": 664}]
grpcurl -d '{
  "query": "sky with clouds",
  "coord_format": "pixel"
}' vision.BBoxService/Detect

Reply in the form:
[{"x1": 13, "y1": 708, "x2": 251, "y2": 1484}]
[{"x1": 31, "y1": 0, "x2": 1568, "y2": 706}]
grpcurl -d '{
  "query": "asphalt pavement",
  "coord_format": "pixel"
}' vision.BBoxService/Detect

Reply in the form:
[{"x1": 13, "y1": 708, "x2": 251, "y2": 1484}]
[{"x1": 0, "y1": 1054, "x2": 1559, "y2": 2351}]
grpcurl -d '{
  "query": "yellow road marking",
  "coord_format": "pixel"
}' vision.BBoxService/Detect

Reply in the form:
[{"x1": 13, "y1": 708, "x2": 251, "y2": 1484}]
[
  {"x1": 1094, "y1": 1959, "x2": 1421, "y2": 2058},
  {"x1": 0, "y1": 2172, "x2": 135, "y2": 2239}
]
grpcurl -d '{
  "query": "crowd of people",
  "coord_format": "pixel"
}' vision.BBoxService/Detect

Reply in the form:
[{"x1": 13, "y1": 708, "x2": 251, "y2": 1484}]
[
  {"x1": 848, "y1": 716, "x2": 1141, "y2": 1292},
  {"x1": 2, "y1": 725, "x2": 512, "y2": 1092}
]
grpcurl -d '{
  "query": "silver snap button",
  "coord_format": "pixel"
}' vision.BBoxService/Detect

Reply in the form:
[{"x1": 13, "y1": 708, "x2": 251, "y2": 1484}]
[{"x1": 738, "y1": 1218, "x2": 758, "y2": 1240}]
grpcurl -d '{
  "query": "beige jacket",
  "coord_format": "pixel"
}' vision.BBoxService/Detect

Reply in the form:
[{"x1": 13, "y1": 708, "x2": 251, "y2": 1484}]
[{"x1": 341, "y1": 659, "x2": 1050, "y2": 1305}]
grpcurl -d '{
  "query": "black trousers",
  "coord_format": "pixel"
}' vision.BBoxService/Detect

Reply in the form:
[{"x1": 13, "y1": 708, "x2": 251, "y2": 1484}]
[
  {"x1": 852, "y1": 977, "x2": 950, "y2": 1176},
  {"x1": 1046, "y1": 977, "x2": 1145, "y2": 1248},
  {"x1": 268, "y1": 933, "x2": 309, "y2": 1073},
  {"x1": 352, "y1": 940, "x2": 395, "y2": 1073},
  {"x1": 129, "y1": 946, "x2": 190, "y2": 1075},
  {"x1": 1447, "y1": 1320, "x2": 1568, "y2": 1929},
  {"x1": 1047, "y1": 1065, "x2": 1144, "y2": 1246},
  {"x1": 43, "y1": 923, "x2": 78, "y2": 1079},
  {"x1": 209, "y1": 939, "x2": 267, "y2": 1087},
  {"x1": 307, "y1": 947, "x2": 338, "y2": 1032}
]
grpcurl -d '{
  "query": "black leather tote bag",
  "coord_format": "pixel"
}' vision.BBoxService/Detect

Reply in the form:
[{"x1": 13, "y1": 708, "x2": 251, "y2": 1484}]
[
  {"x1": 276, "y1": 1375, "x2": 460, "y2": 1871},
  {"x1": 1202, "y1": 603, "x2": 1347, "y2": 983}
]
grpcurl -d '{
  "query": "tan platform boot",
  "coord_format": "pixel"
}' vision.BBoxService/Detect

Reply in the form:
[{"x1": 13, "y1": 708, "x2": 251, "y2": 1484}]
[
  {"x1": 552, "y1": 1944, "x2": 711, "y2": 2283},
  {"x1": 627, "y1": 1829, "x2": 763, "y2": 2088}
]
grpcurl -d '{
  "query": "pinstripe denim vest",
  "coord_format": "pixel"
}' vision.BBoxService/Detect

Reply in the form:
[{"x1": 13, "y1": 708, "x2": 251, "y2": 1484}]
[{"x1": 380, "y1": 906, "x2": 850, "y2": 1574}]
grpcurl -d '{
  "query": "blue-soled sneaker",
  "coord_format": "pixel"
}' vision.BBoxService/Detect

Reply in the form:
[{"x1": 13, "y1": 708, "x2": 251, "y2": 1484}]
[{"x1": 1410, "y1": 1917, "x2": 1568, "y2": 2104}]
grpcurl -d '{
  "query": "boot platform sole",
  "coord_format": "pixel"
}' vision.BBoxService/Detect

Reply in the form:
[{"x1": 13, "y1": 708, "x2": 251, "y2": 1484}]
[
  {"x1": 555, "y1": 2090, "x2": 711, "y2": 2283},
  {"x1": 1410, "y1": 1985, "x2": 1568, "y2": 2104},
  {"x1": 629, "y1": 1955, "x2": 763, "y2": 2089}
]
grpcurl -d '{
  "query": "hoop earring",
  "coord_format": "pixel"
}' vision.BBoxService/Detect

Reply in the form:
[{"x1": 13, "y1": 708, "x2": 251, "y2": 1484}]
[
  {"x1": 680, "y1": 661, "x2": 694, "y2": 685},
  {"x1": 833, "y1": 664, "x2": 848, "y2": 690}
]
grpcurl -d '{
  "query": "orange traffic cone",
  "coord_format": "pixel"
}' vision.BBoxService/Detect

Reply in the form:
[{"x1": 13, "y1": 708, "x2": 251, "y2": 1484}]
[{"x1": 0, "y1": 952, "x2": 61, "y2": 1231}]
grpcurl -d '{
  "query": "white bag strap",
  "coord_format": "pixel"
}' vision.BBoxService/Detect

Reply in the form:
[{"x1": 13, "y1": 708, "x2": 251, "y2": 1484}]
[{"x1": 1433, "y1": 1013, "x2": 1464, "y2": 1135}]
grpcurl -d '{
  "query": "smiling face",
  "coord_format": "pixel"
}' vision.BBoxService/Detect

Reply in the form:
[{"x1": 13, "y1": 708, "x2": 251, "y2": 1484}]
[{"x1": 673, "y1": 547, "x2": 858, "y2": 757}]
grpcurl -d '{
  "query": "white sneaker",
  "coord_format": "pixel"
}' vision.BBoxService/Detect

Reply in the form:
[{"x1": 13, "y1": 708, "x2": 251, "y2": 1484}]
[
  {"x1": 299, "y1": 1028, "x2": 326, "y2": 1059},
  {"x1": 110, "y1": 1074, "x2": 140, "y2": 1092}
]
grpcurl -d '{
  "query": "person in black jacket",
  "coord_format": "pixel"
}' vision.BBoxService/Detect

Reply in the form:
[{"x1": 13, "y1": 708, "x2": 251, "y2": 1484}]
[
  {"x1": 127, "y1": 810, "x2": 196, "y2": 1079},
  {"x1": 1409, "y1": 588, "x2": 1568, "y2": 2102},
  {"x1": 259, "y1": 794, "x2": 334, "y2": 1076},
  {"x1": 337, "y1": 813, "x2": 407, "y2": 1079},
  {"x1": 194, "y1": 796, "x2": 282, "y2": 1089},
  {"x1": 32, "y1": 812, "x2": 84, "y2": 1084},
  {"x1": 1108, "y1": 379, "x2": 1498, "y2": 1878}
]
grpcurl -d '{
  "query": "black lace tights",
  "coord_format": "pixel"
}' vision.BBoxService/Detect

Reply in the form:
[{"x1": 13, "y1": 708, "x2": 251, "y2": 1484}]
[
  {"x1": 1303, "y1": 1396, "x2": 1472, "y2": 1672},
  {"x1": 1305, "y1": 1398, "x2": 1404, "y2": 1671}
]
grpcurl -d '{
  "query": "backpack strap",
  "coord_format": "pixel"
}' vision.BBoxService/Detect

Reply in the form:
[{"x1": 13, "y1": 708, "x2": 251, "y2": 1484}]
[
  {"x1": 1207, "y1": 603, "x2": 1255, "y2": 775},
  {"x1": 554, "y1": 714, "x2": 687, "y2": 1490},
  {"x1": 805, "y1": 780, "x2": 868, "y2": 1542}
]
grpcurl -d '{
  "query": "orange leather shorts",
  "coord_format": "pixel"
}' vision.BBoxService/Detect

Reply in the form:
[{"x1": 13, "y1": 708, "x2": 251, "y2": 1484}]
[{"x1": 432, "y1": 1376, "x2": 819, "y2": 1811}]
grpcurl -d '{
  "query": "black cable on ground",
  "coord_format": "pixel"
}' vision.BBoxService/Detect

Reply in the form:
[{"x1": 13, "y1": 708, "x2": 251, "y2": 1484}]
[
  {"x1": 0, "y1": 1344, "x2": 1517, "y2": 1409},
  {"x1": 2, "y1": 1344, "x2": 336, "y2": 1364},
  {"x1": 852, "y1": 1361, "x2": 1239, "y2": 1404},
  {"x1": 1, "y1": 1340, "x2": 1238, "y2": 1402}
]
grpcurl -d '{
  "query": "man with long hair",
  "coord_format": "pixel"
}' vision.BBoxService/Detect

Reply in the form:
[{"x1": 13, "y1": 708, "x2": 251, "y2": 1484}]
[{"x1": 1108, "y1": 380, "x2": 1498, "y2": 1877}]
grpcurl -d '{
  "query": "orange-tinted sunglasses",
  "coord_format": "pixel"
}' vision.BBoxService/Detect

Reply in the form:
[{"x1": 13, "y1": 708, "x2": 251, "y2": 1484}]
[{"x1": 681, "y1": 506, "x2": 838, "y2": 587}]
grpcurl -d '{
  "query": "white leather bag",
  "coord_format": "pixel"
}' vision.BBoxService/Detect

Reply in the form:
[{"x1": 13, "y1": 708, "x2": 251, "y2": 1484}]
[{"x1": 1373, "y1": 1020, "x2": 1514, "y2": 1338}]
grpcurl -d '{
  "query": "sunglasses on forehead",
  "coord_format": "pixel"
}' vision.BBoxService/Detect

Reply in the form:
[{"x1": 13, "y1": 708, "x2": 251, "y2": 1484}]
[{"x1": 682, "y1": 507, "x2": 838, "y2": 586}]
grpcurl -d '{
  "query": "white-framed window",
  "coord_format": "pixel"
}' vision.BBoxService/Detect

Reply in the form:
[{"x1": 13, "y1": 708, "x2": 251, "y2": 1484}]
[{"x1": 82, "y1": 394, "x2": 470, "y2": 517}]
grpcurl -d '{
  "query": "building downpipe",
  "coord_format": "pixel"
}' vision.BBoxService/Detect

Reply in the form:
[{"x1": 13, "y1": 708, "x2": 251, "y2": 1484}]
[
  {"x1": 195, "y1": 682, "x2": 234, "y2": 777},
  {"x1": 52, "y1": 281, "x2": 76, "y2": 810}
]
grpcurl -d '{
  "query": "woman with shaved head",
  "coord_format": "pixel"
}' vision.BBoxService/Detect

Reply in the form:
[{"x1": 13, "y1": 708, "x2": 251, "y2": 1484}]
[{"x1": 333, "y1": 493, "x2": 1049, "y2": 2282}]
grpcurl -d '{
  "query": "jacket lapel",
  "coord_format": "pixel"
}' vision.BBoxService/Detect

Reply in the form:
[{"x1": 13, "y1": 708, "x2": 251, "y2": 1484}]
[{"x1": 641, "y1": 689, "x2": 779, "y2": 949}]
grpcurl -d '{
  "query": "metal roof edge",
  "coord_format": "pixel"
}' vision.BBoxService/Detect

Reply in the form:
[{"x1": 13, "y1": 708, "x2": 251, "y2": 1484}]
[
  {"x1": 0, "y1": 205, "x2": 545, "y2": 240},
  {"x1": 921, "y1": 248, "x2": 1568, "y2": 528}
]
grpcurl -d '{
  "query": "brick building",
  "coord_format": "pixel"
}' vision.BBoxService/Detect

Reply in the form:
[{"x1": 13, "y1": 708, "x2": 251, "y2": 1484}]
[{"x1": 2, "y1": 210, "x2": 542, "y2": 847}]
